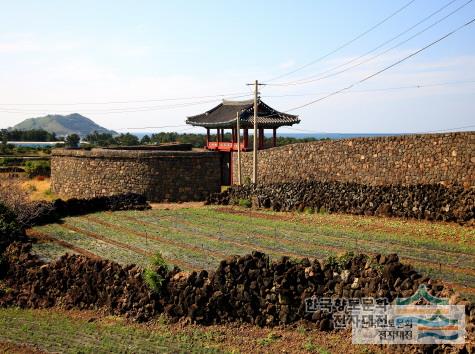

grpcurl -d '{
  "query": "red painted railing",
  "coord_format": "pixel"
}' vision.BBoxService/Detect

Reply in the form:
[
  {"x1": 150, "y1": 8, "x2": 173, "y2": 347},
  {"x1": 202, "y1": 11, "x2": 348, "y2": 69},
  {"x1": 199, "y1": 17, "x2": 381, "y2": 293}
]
[{"x1": 206, "y1": 141, "x2": 246, "y2": 151}]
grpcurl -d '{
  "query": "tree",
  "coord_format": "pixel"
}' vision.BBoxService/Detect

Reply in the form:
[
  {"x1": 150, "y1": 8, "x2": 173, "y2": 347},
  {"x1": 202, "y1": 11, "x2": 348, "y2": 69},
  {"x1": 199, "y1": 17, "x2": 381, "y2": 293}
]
[
  {"x1": 140, "y1": 134, "x2": 151, "y2": 145},
  {"x1": 114, "y1": 133, "x2": 139, "y2": 146},
  {"x1": 0, "y1": 129, "x2": 7, "y2": 153},
  {"x1": 84, "y1": 131, "x2": 115, "y2": 147},
  {"x1": 65, "y1": 134, "x2": 80, "y2": 148}
]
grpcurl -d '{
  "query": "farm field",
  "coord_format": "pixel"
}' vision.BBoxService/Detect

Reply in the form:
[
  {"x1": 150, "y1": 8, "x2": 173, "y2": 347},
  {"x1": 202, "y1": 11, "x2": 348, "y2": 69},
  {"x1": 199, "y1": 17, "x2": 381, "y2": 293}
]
[
  {"x1": 0, "y1": 307, "x2": 382, "y2": 354},
  {"x1": 28, "y1": 204, "x2": 475, "y2": 299}
]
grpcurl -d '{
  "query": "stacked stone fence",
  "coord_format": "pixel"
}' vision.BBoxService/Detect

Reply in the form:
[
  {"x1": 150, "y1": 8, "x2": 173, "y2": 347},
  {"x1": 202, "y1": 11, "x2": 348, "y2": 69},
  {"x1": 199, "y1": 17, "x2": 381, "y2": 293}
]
[
  {"x1": 207, "y1": 181, "x2": 474, "y2": 224},
  {"x1": 233, "y1": 132, "x2": 474, "y2": 187},
  {"x1": 1, "y1": 243, "x2": 474, "y2": 353},
  {"x1": 51, "y1": 148, "x2": 221, "y2": 202}
]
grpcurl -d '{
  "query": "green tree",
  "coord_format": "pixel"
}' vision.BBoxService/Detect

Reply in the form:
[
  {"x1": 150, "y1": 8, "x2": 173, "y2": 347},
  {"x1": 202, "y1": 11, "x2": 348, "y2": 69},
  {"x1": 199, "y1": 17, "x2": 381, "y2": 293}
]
[
  {"x1": 0, "y1": 129, "x2": 8, "y2": 154},
  {"x1": 84, "y1": 131, "x2": 115, "y2": 147},
  {"x1": 140, "y1": 134, "x2": 151, "y2": 145},
  {"x1": 65, "y1": 134, "x2": 80, "y2": 148},
  {"x1": 114, "y1": 133, "x2": 139, "y2": 146}
]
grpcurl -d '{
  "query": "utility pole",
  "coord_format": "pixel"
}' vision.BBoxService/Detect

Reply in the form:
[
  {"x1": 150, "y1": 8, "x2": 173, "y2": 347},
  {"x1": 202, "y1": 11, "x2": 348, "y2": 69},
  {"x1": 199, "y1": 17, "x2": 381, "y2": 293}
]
[
  {"x1": 246, "y1": 79, "x2": 265, "y2": 184},
  {"x1": 252, "y1": 80, "x2": 258, "y2": 183},
  {"x1": 236, "y1": 111, "x2": 242, "y2": 185}
]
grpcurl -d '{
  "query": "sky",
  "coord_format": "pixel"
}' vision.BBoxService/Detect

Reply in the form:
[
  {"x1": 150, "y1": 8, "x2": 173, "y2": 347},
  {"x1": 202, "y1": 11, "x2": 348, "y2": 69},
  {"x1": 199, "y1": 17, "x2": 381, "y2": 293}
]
[{"x1": 0, "y1": 0, "x2": 474, "y2": 134}]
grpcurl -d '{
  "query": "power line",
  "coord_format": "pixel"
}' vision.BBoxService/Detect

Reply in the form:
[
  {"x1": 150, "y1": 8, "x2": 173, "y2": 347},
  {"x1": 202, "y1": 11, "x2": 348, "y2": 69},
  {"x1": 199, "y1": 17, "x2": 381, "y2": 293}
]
[
  {"x1": 0, "y1": 91, "x2": 250, "y2": 106},
  {"x1": 261, "y1": 80, "x2": 475, "y2": 98},
  {"x1": 267, "y1": 0, "x2": 473, "y2": 86},
  {"x1": 283, "y1": 17, "x2": 475, "y2": 112},
  {"x1": 265, "y1": 0, "x2": 417, "y2": 82},
  {"x1": 116, "y1": 125, "x2": 189, "y2": 131},
  {"x1": 418, "y1": 124, "x2": 475, "y2": 133},
  {"x1": 0, "y1": 94, "x2": 252, "y2": 115}
]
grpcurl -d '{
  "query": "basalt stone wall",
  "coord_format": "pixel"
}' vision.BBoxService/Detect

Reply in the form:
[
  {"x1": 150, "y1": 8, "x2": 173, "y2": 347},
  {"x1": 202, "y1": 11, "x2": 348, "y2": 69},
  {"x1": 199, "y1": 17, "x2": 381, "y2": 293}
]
[
  {"x1": 51, "y1": 148, "x2": 221, "y2": 202},
  {"x1": 2, "y1": 243, "x2": 474, "y2": 354},
  {"x1": 233, "y1": 132, "x2": 475, "y2": 187}
]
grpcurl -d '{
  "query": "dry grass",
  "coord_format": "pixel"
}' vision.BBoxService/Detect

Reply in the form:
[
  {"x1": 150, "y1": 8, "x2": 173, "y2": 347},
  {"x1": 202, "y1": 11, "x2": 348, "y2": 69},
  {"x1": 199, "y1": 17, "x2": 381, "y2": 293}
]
[{"x1": 20, "y1": 178, "x2": 56, "y2": 201}]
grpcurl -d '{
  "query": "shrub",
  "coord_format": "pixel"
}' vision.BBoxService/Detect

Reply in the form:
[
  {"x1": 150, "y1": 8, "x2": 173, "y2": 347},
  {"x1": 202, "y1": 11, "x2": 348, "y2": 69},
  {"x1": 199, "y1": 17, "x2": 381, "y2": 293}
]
[
  {"x1": 0, "y1": 202, "x2": 23, "y2": 251},
  {"x1": 0, "y1": 203, "x2": 21, "y2": 237},
  {"x1": 238, "y1": 198, "x2": 252, "y2": 208},
  {"x1": 144, "y1": 252, "x2": 169, "y2": 293},
  {"x1": 143, "y1": 268, "x2": 163, "y2": 293},
  {"x1": 0, "y1": 158, "x2": 19, "y2": 167},
  {"x1": 150, "y1": 252, "x2": 168, "y2": 270},
  {"x1": 24, "y1": 160, "x2": 50, "y2": 178}
]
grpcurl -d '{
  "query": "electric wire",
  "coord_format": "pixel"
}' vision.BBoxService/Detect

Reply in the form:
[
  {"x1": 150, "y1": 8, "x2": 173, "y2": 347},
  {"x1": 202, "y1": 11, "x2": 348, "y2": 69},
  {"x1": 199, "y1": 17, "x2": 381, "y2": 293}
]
[
  {"x1": 265, "y1": 0, "x2": 417, "y2": 82},
  {"x1": 282, "y1": 17, "x2": 475, "y2": 112},
  {"x1": 261, "y1": 79, "x2": 475, "y2": 98},
  {"x1": 267, "y1": 0, "x2": 473, "y2": 86}
]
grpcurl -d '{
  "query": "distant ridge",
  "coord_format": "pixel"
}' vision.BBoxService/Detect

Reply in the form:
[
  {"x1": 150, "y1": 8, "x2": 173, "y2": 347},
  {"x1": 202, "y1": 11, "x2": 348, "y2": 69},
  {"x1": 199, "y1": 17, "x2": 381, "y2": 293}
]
[{"x1": 10, "y1": 113, "x2": 117, "y2": 137}]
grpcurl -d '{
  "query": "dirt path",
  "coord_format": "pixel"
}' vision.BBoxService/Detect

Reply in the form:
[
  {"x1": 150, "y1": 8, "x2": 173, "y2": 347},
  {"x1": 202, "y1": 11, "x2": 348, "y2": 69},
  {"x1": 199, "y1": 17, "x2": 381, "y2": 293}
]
[
  {"x1": 0, "y1": 340, "x2": 46, "y2": 354},
  {"x1": 150, "y1": 202, "x2": 203, "y2": 210}
]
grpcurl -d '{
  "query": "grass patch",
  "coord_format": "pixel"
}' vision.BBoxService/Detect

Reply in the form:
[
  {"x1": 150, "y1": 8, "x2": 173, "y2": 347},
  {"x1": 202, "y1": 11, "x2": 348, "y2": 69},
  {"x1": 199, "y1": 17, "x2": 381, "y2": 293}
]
[{"x1": 0, "y1": 307, "x2": 222, "y2": 353}]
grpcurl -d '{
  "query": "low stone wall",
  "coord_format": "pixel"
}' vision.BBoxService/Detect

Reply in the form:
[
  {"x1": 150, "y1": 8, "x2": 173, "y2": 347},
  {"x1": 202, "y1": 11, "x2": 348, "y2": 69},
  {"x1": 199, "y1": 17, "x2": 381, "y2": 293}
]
[
  {"x1": 51, "y1": 148, "x2": 221, "y2": 202},
  {"x1": 207, "y1": 181, "x2": 474, "y2": 224},
  {"x1": 2, "y1": 242, "x2": 474, "y2": 354},
  {"x1": 233, "y1": 132, "x2": 475, "y2": 187}
]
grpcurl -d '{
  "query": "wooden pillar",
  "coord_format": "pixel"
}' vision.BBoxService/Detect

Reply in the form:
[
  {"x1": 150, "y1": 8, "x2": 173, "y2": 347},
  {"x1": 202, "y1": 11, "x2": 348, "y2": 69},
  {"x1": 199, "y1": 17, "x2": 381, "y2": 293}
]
[
  {"x1": 258, "y1": 128, "x2": 264, "y2": 149},
  {"x1": 243, "y1": 129, "x2": 249, "y2": 150},
  {"x1": 272, "y1": 128, "x2": 277, "y2": 147},
  {"x1": 232, "y1": 128, "x2": 236, "y2": 144},
  {"x1": 221, "y1": 129, "x2": 224, "y2": 142},
  {"x1": 217, "y1": 129, "x2": 220, "y2": 143},
  {"x1": 206, "y1": 128, "x2": 210, "y2": 146}
]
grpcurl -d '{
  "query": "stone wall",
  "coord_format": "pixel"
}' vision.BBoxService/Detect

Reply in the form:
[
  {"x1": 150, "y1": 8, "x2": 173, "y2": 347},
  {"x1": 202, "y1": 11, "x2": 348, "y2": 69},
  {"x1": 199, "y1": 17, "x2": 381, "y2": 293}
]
[
  {"x1": 233, "y1": 132, "x2": 474, "y2": 187},
  {"x1": 51, "y1": 148, "x2": 221, "y2": 201}
]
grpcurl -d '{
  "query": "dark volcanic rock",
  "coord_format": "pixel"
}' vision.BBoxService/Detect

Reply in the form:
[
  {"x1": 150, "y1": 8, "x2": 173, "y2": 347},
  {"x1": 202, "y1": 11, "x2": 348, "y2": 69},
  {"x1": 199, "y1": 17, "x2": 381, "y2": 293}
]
[
  {"x1": 207, "y1": 181, "x2": 474, "y2": 224},
  {"x1": 1, "y1": 244, "x2": 473, "y2": 353}
]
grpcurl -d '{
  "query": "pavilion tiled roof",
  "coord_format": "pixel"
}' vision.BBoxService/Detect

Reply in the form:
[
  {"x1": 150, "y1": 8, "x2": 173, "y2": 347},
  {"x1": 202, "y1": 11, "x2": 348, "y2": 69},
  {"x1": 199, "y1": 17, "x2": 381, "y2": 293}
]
[{"x1": 186, "y1": 99, "x2": 300, "y2": 129}]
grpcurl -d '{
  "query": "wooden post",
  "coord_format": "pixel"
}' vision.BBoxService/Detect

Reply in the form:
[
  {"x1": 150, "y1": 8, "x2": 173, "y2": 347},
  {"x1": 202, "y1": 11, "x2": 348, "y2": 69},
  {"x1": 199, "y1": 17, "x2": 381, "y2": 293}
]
[
  {"x1": 236, "y1": 112, "x2": 241, "y2": 185},
  {"x1": 216, "y1": 128, "x2": 220, "y2": 143},
  {"x1": 272, "y1": 128, "x2": 277, "y2": 147},
  {"x1": 243, "y1": 129, "x2": 248, "y2": 150},
  {"x1": 252, "y1": 79, "x2": 258, "y2": 184},
  {"x1": 206, "y1": 128, "x2": 210, "y2": 147},
  {"x1": 258, "y1": 128, "x2": 264, "y2": 149}
]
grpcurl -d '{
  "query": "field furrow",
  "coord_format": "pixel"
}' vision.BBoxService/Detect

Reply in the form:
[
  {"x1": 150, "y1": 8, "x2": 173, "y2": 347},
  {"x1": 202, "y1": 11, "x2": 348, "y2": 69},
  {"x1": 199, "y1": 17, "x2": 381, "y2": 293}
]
[{"x1": 30, "y1": 205, "x2": 475, "y2": 299}]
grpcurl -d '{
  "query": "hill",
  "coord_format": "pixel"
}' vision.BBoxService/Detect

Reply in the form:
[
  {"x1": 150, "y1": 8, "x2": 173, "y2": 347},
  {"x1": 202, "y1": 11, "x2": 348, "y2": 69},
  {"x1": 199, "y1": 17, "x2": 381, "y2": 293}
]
[{"x1": 10, "y1": 114, "x2": 117, "y2": 137}]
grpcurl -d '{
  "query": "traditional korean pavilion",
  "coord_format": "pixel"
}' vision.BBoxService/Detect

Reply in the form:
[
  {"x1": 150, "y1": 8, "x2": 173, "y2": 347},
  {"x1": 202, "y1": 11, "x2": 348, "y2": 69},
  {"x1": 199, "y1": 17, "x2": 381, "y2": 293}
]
[{"x1": 186, "y1": 99, "x2": 300, "y2": 151}]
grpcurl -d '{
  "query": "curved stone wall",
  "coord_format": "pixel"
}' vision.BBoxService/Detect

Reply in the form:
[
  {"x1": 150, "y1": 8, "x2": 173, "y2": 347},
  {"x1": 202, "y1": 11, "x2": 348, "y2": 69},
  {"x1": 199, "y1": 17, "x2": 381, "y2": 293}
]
[{"x1": 51, "y1": 148, "x2": 221, "y2": 201}]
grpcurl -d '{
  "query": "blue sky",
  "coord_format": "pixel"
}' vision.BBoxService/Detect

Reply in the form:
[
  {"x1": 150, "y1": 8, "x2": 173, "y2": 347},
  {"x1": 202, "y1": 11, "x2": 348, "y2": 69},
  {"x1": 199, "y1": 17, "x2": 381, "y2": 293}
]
[{"x1": 0, "y1": 0, "x2": 474, "y2": 133}]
